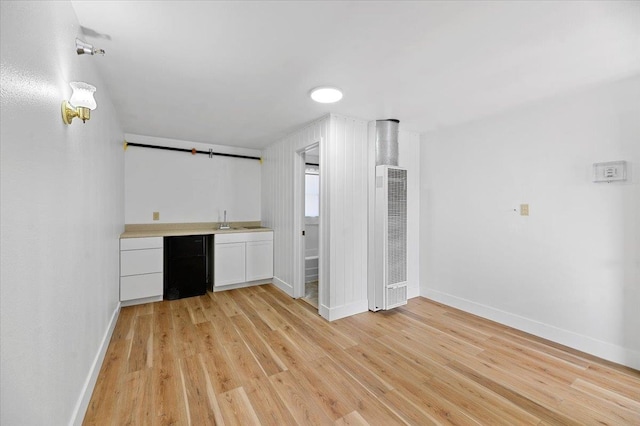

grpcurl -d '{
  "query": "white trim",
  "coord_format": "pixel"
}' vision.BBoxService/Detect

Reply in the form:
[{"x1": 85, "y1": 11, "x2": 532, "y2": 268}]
[
  {"x1": 366, "y1": 121, "x2": 377, "y2": 311},
  {"x1": 272, "y1": 276, "x2": 294, "y2": 297},
  {"x1": 70, "y1": 302, "x2": 121, "y2": 426},
  {"x1": 423, "y1": 288, "x2": 640, "y2": 370},
  {"x1": 318, "y1": 136, "x2": 328, "y2": 318},
  {"x1": 320, "y1": 299, "x2": 369, "y2": 322},
  {"x1": 294, "y1": 141, "x2": 321, "y2": 301},
  {"x1": 293, "y1": 148, "x2": 306, "y2": 299},
  {"x1": 120, "y1": 295, "x2": 163, "y2": 307},
  {"x1": 212, "y1": 279, "x2": 272, "y2": 292}
]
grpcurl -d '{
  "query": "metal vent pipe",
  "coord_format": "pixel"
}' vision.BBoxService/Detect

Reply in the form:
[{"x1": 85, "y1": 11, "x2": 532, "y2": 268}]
[{"x1": 375, "y1": 119, "x2": 399, "y2": 166}]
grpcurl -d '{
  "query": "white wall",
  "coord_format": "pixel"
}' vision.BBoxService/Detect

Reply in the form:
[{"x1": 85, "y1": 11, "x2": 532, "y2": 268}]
[
  {"x1": 124, "y1": 134, "x2": 262, "y2": 224},
  {"x1": 399, "y1": 131, "x2": 421, "y2": 299},
  {"x1": 420, "y1": 75, "x2": 640, "y2": 369},
  {"x1": 0, "y1": 2, "x2": 124, "y2": 424}
]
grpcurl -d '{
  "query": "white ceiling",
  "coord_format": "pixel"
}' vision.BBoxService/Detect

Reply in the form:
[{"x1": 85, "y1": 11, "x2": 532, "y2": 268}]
[{"x1": 71, "y1": 1, "x2": 640, "y2": 149}]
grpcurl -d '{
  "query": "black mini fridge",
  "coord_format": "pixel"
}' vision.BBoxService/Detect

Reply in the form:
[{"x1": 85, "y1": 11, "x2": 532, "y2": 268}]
[{"x1": 164, "y1": 235, "x2": 211, "y2": 300}]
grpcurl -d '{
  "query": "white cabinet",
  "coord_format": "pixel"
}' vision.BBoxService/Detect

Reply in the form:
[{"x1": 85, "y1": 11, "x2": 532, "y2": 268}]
[
  {"x1": 214, "y1": 242, "x2": 246, "y2": 286},
  {"x1": 120, "y1": 237, "x2": 163, "y2": 304},
  {"x1": 246, "y1": 240, "x2": 274, "y2": 281},
  {"x1": 214, "y1": 232, "x2": 273, "y2": 288}
]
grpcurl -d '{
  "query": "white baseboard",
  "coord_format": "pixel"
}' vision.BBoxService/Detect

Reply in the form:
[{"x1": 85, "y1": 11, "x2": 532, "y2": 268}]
[
  {"x1": 70, "y1": 302, "x2": 121, "y2": 426},
  {"x1": 272, "y1": 276, "x2": 294, "y2": 297},
  {"x1": 213, "y1": 279, "x2": 272, "y2": 292},
  {"x1": 320, "y1": 299, "x2": 368, "y2": 322},
  {"x1": 423, "y1": 288, "x2": 640, "y2": 370},
  {"x1": 121, "y1": 295, "x2": 162, "y2": 307}
]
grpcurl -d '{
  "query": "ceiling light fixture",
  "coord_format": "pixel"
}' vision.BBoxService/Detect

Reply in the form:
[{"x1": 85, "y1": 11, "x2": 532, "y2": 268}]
[
  {"x1": 310, "y1": 86, "x2": 343, "y2": 103},
  {"x1": 61, "y1": 81, "x2": 97, "y2": 124}
]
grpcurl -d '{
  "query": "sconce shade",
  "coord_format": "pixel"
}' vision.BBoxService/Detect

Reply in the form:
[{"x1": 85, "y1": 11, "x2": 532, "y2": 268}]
[{"x1": 69, "y1": 82, "x2": 97, "y2": 110}]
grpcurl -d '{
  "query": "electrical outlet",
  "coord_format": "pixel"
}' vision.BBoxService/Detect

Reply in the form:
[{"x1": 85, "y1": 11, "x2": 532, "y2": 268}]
[
  {"x1": 520, "y1": 204, "x2": 529, "y2": 216},
  {"x1": 153, "y1": 212, "x2": 160, "y2": 221}
]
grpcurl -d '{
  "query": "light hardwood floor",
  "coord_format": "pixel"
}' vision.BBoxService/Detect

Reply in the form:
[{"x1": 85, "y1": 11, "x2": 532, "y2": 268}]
[{"x1": 84, "y1": 284, "x2": 640, "y2": 425}]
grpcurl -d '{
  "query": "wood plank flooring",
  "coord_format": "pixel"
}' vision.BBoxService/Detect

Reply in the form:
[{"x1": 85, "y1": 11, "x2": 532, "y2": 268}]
[{"x1": 83, "y1": 284, "x2": 640, "y2": 425}]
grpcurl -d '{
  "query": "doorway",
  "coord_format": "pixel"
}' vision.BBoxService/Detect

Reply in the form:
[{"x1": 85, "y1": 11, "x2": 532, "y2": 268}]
[{"x1": 294, "y1": 142, "x2": 320, "y2": 310}]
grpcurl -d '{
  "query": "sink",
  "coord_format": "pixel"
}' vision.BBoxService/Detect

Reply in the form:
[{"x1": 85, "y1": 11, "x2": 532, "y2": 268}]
[{"x1": 243, "y1": 226, "x2": 265, "y2": 229}]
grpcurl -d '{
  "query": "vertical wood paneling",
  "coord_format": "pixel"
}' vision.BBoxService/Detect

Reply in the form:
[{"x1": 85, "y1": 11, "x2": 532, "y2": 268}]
[
  {"x1": 319, "y1": 119, "x2": 330, "y2": 310},
  {"x1": 261, "y1": 116, "x2": 330, "y2": 297},
  {"x1": 336, "y1": 118, "x2": 344, "y2": 307},
  {"x1": 355, "y1": 121, "x2": 369, "y2": 302},
  {"x1": 346, "y1": 120, "x2": 355, "y2": 304},
  {"x1": 262, "y1": 114, "x2": 370, "y2": 320},
  {"x1": 367, "y1": 121, "x2": 377, "y2": 309},
  {"x1": 324, "y1": 116, "x2": 370, "y2": 318}
]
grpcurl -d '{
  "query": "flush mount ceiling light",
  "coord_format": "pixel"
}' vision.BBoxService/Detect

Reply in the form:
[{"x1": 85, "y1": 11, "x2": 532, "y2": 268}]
[
  {"x1": 61, "y1": 81, "x2": 97, "y2": 124},
  {"x1": 309, "y1": 86, "x2": 343, "y2": 103}
]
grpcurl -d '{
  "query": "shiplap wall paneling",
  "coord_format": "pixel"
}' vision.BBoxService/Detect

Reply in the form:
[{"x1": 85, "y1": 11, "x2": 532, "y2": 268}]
[
  {"x1": 261, "y1": 114, "x2": 370, "y2": 321},
  {"x1": 261, "y1": 115, "x2": 330, "y2": 298},
  {"x1": 324, "y1": 115, "x2": 369, "y2": 320}
]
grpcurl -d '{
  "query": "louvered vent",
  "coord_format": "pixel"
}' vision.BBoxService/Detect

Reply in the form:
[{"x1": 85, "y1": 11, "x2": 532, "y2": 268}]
[
  {"x1": 372, "y1": 165, "x2": 408, "y2": 312},
  {"x1": 386, "y1": 285, "x2": 407, "y2": 308},
  {"x1": 387, "y1": 168, "x2": 407, "y2": 285}
]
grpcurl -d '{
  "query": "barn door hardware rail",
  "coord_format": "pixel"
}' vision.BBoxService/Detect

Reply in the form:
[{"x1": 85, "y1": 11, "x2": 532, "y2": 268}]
[{"x1": 123, "y1": 141, "x2": 262, "y2": 162}]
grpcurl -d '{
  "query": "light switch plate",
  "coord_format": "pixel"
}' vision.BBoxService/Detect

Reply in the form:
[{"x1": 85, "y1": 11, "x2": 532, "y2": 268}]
[
  {"x1": 593, "y1": 161, "x2": 627, "y2": 183},
  {"x1": 520, "y1": 204, "x2": 529, "y2": 216}
]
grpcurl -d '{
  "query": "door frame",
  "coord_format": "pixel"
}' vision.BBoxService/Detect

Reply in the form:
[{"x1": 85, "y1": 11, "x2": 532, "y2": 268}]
[{"x1": 293, "y1": 141, "x2": 320, "y2": 300}]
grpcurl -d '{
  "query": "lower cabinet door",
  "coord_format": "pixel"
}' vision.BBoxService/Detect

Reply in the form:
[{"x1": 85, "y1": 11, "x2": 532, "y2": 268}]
[
  {"x1": 214, "y1": 242, "x2": 246, "y2": 287},
  {"x1": 246, "y1": 240, "x2": 274, "y2": 281},
  {"x1": 120, "y1": 273, "x2": 163, "y2": 301}
]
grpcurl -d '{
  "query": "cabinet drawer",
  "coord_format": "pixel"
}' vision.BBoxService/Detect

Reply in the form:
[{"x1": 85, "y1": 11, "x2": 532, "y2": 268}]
[
  {"x1": 120, "y1": 248, "x2": 163, "y2": 276},
  {"x1": 120, "y1": 237, "x2": 163, "y2": 251},
  {"x1": 215, "y1": 231, "x2": 273, "y2": 244},
  {"x1": 120, "y1": 273, "x2": 163, "y2": 301}
]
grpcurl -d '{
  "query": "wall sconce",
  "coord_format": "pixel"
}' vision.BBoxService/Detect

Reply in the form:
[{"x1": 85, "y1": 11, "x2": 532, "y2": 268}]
[
  {"x1": 76, "y1": 38, "x2": 105, "y2": 56},
  {"x1": 61, "y1": 82, "x2": 97, "y2": 124}
]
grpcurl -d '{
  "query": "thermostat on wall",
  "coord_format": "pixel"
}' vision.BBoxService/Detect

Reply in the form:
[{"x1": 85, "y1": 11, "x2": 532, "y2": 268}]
[{"x1": 593, "y1": 161, "x2": 627, "y2": 183}]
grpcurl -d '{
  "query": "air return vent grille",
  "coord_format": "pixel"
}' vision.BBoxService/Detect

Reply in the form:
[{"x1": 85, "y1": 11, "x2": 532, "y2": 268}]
[
  {"x1": 372, "y1": 165, "x2": 408, "y2": 311},
  {"x1": 387, "y1": 168, "x2": 407, "y2": 285}
]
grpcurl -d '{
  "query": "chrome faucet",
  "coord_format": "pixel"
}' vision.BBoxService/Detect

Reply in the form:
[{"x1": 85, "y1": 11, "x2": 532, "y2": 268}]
[{"x1": 219, "y1": 210, "x2": 231, "y2": 230}]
